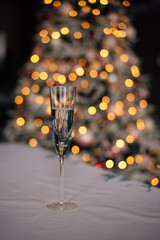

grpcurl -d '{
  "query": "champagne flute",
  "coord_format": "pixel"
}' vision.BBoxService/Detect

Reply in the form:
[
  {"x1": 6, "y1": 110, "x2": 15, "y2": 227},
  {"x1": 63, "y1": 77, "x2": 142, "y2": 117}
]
[{"x1": 47, "y1": 86, "x2": 77, "y2": 211}]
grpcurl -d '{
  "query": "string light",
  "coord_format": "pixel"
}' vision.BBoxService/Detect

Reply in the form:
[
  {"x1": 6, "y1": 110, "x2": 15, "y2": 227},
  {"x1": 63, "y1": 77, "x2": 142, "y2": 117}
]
[
  {"x1": 53, "y1": 1, "x2": 61, "y2": 7},
  {"x1": 122, "y1": 1, "x2": 130, "y2": 7},
  {"x1": 88, "y1": 0, "x2": 96, "y2": 3},
  {"x1": 105, "y1": 64, "x2": 114, "y2": 72},
  {"x1": 41, "y1": 36, "x2": 50, "y2": 44},
  {"x1": 92, "y1": 9, "x2": 100, "y2": 16},
  {"x1": 120, "y1": 54, "x2": 129, "y2": 62},
  {"x1": 102, "y1": 96, "x2": 110, "y2": 104},
  {"x1": 78, "y1": 0, "x2": 86, "y2": 6},
  {"x1": 60, "y1": 27, "x2": 69, "y2": 35},
  {"x1": 39, "y1": 29, "x2": 48, "y2": 37},
  {"x1": 53, "y1": 73, "x2": 60, "y2": 81},
  {"x1": 118, "y1": 22, "x2": 126, "y2": 29},
  {"x1": 16, "y1": 117, "x2": 25, "y2": 126},
  {"x1": 82, "y1": 153, "x2": 91, "y2": 162},
  {"x1": 103, "y1": 28, "x2": 111, "y2": 35},
  {"x1": 34, "y1": 118, "x2": 43, "y2": 127},
  {"x1": 29, "y1": 138, "x2": 38, "y2": 147},
  {"x1": 22, "y1": 87, "x2": 30, "y2": 96},
  {"x1": 105, "y1": 159, "x2": 114, "y2": 168},
  {"x1": 58, "y1": 74, "x2": 66, "y2": 84},
  {"x1": 126, "y1": 135, "x2": 134, "y2": 144},
  {"x1": 31, "y1": 84, "x2": 40, "y2": 93},
  {"x1": 126, "y1": 156, "x2": 134, "y2": 165},
  {"x1": 99, "y1": 102, "x2": 108, "y2": 110},
  {"x1": 44, "y1": 0, "x2": 52, "y2": 4},
  {"x1": 69, "y1": 10, "x2": 77, "y2": 17},
  {"x1": 49, "y1": 63, "x2": 57, "y2": 72},
  {"x1": 39, "y1": 72, "x2": 48, "y2": 80},
  {"x1": 14, "y1": 95, "x2": 23, "y2": 105},
  {"x1": 71, "y1": 145, "x2": 80, "y2": 154},
  {"x1": 100, "y1": 71, "x2": 108, "y2": 79},
  {"x1": 100, "y1": 0, "x2": 108, "y2": 5},
  {"x1": 74, "y1": 32, "x2": 82, "y2": 39},
  {"x1": 140, "y1": 100, "x2": 148, "y2": 109},
  {"x1": 118, "y1": 161, "x2": 127, "y2": 169},
  {"x1": 30, "y1": 54, "x2": 39, "y2": 63},
  {"x1": 82, "y1": 6, "x2": 91, "y2": 13},
  {"x1": 51, "y1": 31, "x2": 60, "y2": 39},
  {"x1": 69, "y1": 72, "x2": 77, "y2": 81},
  {"x1": 46, "y1": 78, "x2": 54, "y2": 86},
  {"x1": 41, "y1": 125, "x2": 49, "y2": 134},
  {"x1": 100, "y1": 49, "x2": 109, "y2": 58},
  {"x1": 76, "y1": 67, "x2": 84, "y2": 76},
  {"x1": 151, "y1": 177, "x2": 159, "y2": 186},
  {"x1": 137, "y1": 119, "x2": 145, "y2": 131},
  {"x1": 107, "y1": 112, "x2": 115, "y2": 121},
  {"x1": 31, "y1": 71, "x2": 39, "y2": 80},
  {"x1": 125, "y1": 79, "x2": 133, "y2": 87},
  {"x1": 88, "y1": 106, "x2": 96, "y2": 115},
  {"x1": 128, "y1": 107, "x2": 137, "y2": 115},
  {"x1": 79, "y1": 126, "x2": 87, "y2": 135},
  {"x1": 90, "y1": 70, "x2": 98, "y2": 78},
  {"x1": 126, "y1": 93, "x2": 135, "y2": 102},
  {"x1": 81, "y1": 21, "x2": 90, "y2": 29},
  {"x1": 116, "y1": 139, "x2": 125, "y2": 148},
  {"x1": 135, "y1": 154, "x2": 143, "y2": 164},
  {"x1": 81, "y1": 80, "x2": 89, "y2": 88},
  {"x1": 54, "y1": 0, "x2": 64, "y2": 6},
  {"x1": 131, "y1": 65, "x2": 140, "y2": 77},
  {"x1": 35, "y1": 95, "x2": 44, "y2": 104}
]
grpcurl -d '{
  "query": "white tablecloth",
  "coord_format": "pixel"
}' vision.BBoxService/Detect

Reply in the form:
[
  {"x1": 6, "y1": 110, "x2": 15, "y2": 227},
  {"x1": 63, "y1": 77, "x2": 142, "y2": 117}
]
[{"x1": 0, "y1": 143, "x2": 160, "y2": 240}]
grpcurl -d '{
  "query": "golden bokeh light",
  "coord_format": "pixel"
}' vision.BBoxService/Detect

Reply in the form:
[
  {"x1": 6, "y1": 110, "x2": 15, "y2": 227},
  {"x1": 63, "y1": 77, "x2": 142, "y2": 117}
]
[
  {"x1": 35, "y1": 95, "x2": 44, "y2": 104},
  {"x1": 116, "y1": 101, "x2": 124, "y2": 109},
  {"x1": 151, "y1": 177, "x2": 159, "y2": 186},
  {"x1": 137, "y1": 119, "x2": 145, "y2": 131},
  {"x1": 14, "y1": 95, "x2": 23, "y2": 105},
  {"x1": 90, "y1": 70, "x2": 98, "y2": 78},
  {"x1": 81, "y1": 80, "x2": 89, "y2": 88},
  {"x1": 79, "y1": 126, "x2": 87, "y2": 135},
  {"x1": 92, "y1": 9, "x2": 100, "y2": 16},
  {"x1": 74, "y1": 32, "x2": 82, "y2": 39},
  {"x1": 116, "y1": 139, "x2": 125, "y2": 148},
  {"x1": 81, "y1": 21, "x2": 90, "y2": 29},
  {"x1": 21, "y1": 87, "x2": 30, "y2": 96},
  {"x1": 39, "y1": 71, "x2": 48, "y2": 80},
  {"x1": 44, "y1": 0, "x2": 52, "y2": 4},
  {"x1": 49, "y1": 63, "x2": 57, "y2": 72},
  {"x1": 102, "y1": 96, "x2": 110, "y2": 104},
  {"x1": 105, "y1": 159, "x2": 114, "y2": 168},
  {"x1": 105, "y1": 64, "x2": 114, "y2": 72},
  {"x1": 140, "y1": 99, "x2": 148, "y2": 109},
  {"x1": 41, "y1": 125, "x2": 49, "y2": 134},
  {"x1": 69, "y1": 72, "x2": 77, "y2": 81},
  {"x1": 88, "y1": 106, "x2": 96, "y2": 115},
  {"x1": 39, "y1": 29, "x2": 48, "y2": 37},
  {"x1": 100, "y1": 49, "x2": 109, "y2": 58},
  {"x1": 107, "y1": 112, "x2": 115, "y2": 121},
  {"x1": 125, "y1": 78, "x2": 133, "y2": 87},
  {"x1": 126, "y1": 156, "x2": 134, "y2": 165},
  {"x1": 31, "y1": 84, "x2": 40, "y2": 93},
  {"x1": 76, "y1": 67, "x2": 84, "y2": 76},
  {"x1": 122, "y1": 1, "x2": 130, "y2": 7},
  {"x1": 82, "y1": 153, "x2": 91, "y2": 162},
  {"x1": 29, "y1": 138, "x2": 38, "y2": 147},
  {"x1": 41, "y1": 36, "x2": 50, "y2": 44},
  {"x1": 126, "y1": 93, "x2": 135, "y2": 102},
  {"x1": 31, "y1": 71, "x2": 39, "y2": 80},
  {"x1": 58, "y1": 74, "x2": 66, "y2": 84},
  {"x1": 128, "y1": 107, "x2": 137, "y2": 115},
  {"x1": 103, "y1": 27, "x2": 111, "y2": 35},
  {"x1": 131, "y1": 65, "x2": 140, "y2": 77},
  {"x1": 78, "y1": 0, "x2": 86, "y2": 6},
  {"x1": 34, "y1": 118, "x2": 43, "y2": 127},
  {"x1": 118, "y1": 22, "x2": 126, "y2": 29},
  {"x1": 30, "y1": 54, "x2": 39, "y2": 63},
  {"x1": 51, "y1": 31, "x2": 60, "y2": 39},
  {"x1": 120, "y1": 53, "x2": 129, "y2": 62},
  {"x1": 71, "y1": 145, "x2": 80, "y2": 154},
  {"x1": 126, "y1": 135, "x2": 134, "y2": 144},
  {"x1": 118, "y1": 161, "x2": 127, "y2": 169},
  {"x1": 53, "y1": 0, "x2": 61, "y2": 7},
  {"x1": 135, "y1": 154, "x2": 143, "y2": 164},
  {"x1": 82, "y1": 6, "x2": 91, "y2": 13},
  {"x1": 100, "y1": 71, "x2": 108, "y2": 79},
  {"x1": 100, "y1": 0, "x2": 108, "y2": 5},
  {"x1": 60, "y1": 27, "x2": 69, "y2": 35},
  {"x1": 69, "y1": 10, "x2": 77, "y2": 17},
  {"x1": 99, "y1": 102, "x2": 108, "y2": 110},
  {"x1": 16, "y1": 117, "x2": 25, "y2": 126},
  {"x1": 88, "y1": 0, "x2": 96, "y2": 3},
  {"x1": 46, "y1": 78, "x2": 54, "y2": 86},
  {"x1": 53, "y1": 72, "x2": 60, "y2": 81}
]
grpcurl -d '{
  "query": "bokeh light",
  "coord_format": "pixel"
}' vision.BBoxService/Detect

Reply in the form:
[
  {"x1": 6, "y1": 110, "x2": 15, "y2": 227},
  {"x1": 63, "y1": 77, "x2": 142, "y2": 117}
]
[
  {"x1": 14, "y1": 95, "x2": 23, "y2": 105},
  {"x1": 16, "y1": 117, "x2": 25, "y2": 126},
  {"x1": 88, "y1": 106, "x2": 96, "y2": 115},
  {"x1": 126, "y1": 156, "x2": 134, "y2": 165},
  {"x1": 29, "y1": 138, "x2": 38, "y2": 147},
  {"x1": 79, "y1": 126, "x2": 87, "y2": 135},
  {"x1": 41, "y1": 125, "x2": 49, "y2": 134},
  {"x1": 71, "y1": 145, "x2": 80, "y2": 154},
  {"x1": 118, "y1": 161, "x2": 127, "y2": 169},
  {"x1": 116, "y1": 139, "x2": 125, "y2": 148},
  {"x1": 105, "y1": 159, "x2": 114, "y2": 168}
]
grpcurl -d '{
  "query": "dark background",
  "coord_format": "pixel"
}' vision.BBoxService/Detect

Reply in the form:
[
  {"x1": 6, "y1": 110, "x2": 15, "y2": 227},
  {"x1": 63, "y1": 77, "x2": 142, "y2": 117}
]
[{"x1": 0, "y1": 0, "x2": 160, "y2": 135}]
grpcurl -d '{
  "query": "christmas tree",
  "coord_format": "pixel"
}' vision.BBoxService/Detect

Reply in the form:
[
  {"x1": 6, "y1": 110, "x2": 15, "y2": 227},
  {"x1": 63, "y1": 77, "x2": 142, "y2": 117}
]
[{"x1": 4, "y1": 0, "x2": 160, "y2": 187}]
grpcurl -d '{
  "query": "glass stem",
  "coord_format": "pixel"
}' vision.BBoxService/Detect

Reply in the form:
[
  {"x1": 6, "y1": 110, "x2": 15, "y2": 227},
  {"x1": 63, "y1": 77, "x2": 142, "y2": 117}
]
[{"x1": 59, "y1": 156, "x2": 64, "y2": 205}]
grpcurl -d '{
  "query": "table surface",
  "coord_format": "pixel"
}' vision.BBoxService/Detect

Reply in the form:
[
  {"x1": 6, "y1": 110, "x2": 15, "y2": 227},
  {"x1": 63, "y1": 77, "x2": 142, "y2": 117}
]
[{"x1": 0, "y1": 143, "x2": 160, "y2": 240}]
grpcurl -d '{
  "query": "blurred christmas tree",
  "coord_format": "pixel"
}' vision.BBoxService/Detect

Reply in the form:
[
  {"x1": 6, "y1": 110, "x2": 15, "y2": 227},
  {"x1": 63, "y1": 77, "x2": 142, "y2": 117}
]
[{"x1": 4, "y1": 0, "x2": 160, "y2": 187}]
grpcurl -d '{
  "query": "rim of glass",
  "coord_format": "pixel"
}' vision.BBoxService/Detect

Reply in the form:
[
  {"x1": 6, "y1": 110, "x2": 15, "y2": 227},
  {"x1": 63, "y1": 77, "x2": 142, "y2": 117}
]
[{"x1": 50, "y1": 86, "x2": 76, "y2": 89}]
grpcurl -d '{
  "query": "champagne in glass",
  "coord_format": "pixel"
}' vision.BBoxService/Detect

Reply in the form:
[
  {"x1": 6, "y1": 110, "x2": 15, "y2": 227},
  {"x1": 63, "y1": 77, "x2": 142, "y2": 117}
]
[{"x1": 47, "y1": 86, "x2": 77, "y2": 211}]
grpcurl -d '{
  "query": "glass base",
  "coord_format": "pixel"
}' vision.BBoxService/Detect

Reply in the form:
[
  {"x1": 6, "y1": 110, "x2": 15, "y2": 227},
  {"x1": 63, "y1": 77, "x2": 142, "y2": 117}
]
[{"x1": 46, "y1": 201, "x2": 78, "y2": 211}]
